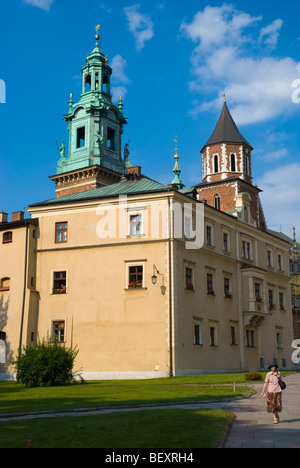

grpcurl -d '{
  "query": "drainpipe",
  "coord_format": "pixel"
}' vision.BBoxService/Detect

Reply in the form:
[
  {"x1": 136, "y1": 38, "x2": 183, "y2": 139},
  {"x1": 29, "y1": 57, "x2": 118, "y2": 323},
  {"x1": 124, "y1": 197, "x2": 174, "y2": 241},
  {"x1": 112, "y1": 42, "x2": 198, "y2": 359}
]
[
  {"x1": 168, "y1": 196, "x2": 174, "y2": 377},
  {"x1": 18, "y1": 221, "x2": 29, "y2": 353}
]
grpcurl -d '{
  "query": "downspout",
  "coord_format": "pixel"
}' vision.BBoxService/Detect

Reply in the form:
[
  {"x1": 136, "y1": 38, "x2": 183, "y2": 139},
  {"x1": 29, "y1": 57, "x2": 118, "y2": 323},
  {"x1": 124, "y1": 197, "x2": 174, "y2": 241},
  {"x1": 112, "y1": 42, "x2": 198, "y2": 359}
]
[
  {"x1": 168, "y1": 196, "x2": 174, "y2": 377},
  {"x1": 19, "y1": 222, "x2": 29, "y2": 352}
]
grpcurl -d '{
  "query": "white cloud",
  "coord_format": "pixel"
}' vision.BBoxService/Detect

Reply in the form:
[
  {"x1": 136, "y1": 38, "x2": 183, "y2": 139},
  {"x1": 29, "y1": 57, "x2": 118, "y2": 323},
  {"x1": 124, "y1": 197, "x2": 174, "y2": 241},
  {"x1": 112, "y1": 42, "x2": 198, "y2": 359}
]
[
  {"x1": 260, "y1": 148, "x2": 289, "y2": 162},
  {"x1": 124, "y1": 4, "x2": 154, "y2": 51},
  {"x1": 110, "y1": 55, "x2": 131, "y2": 84},
  {"x1": 180, "y1": 4, "x2": 300, "y2": 125},
  {"x1": 111, "y1": 86, "x2": 128, "y2": 103},
  {"x1": 23, "y1": 0, "x2": 53, "y2": 11},
  {"x1": 259, "y1": 19, "x2": 283, "y2": 49},
  {"x1": 257, "y1": 163, "x2": 300, "y2": 236}
]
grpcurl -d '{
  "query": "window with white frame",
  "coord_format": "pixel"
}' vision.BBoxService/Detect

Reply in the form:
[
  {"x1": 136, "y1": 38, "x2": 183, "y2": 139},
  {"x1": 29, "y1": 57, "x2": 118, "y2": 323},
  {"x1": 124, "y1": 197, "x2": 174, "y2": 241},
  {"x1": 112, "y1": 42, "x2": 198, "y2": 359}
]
[
  {"x1": 52, "y1": 271, "x2": 67, "y2": 294},
  {"x1": 52, "y1": 320, "x2": 65, "y2": 343},
  {"x1": 126, "y1": 261, "x2": 146, "y2": 289},
  {"x1": 129, "y1": 214, "x2": 142, "y2": 236}
]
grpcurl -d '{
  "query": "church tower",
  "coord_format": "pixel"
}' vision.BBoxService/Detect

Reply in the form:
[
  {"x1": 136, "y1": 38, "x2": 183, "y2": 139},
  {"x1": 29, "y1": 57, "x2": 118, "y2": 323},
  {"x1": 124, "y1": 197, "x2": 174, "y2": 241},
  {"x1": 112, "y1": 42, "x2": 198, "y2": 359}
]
[
  {"x1": 50, "y1": 27, "x2": 128, "y2": 198},
  {"x1": 196, "y1": 100, "x2": 267, "y2": 231}
]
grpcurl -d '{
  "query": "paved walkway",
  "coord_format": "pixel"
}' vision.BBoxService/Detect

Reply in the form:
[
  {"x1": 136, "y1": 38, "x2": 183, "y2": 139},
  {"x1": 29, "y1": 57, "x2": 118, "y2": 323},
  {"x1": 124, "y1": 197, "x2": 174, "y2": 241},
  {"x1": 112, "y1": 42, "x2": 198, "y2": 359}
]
[
  {"x1": 223, "y1": 373, "x2": 300, "y2": 448},
  {"x1": 1, "y1": 373, "x2": 300, "y2": 448}
]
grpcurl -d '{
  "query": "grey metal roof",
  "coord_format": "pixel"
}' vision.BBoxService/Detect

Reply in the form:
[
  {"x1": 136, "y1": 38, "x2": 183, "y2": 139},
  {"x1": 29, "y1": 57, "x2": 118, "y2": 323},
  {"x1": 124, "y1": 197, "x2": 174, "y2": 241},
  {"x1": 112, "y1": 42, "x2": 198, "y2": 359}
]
[
  {"x1": 201, "y1": 102, "x2": 253, "y2": 152},
  {"x1": 28, "y1": 176, "x2": 168, "y2": 207}
]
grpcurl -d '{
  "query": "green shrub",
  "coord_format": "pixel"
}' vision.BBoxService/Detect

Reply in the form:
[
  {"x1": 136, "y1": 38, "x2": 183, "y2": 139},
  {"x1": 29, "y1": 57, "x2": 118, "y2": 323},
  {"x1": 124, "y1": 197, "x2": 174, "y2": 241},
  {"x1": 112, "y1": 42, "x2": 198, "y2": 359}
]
[
  {"x1": 13, "y1": 338, "x2": 79, "y2": 387},
  {"x1": 244, "y1": 371, "x2": 263, "y2": 381}
]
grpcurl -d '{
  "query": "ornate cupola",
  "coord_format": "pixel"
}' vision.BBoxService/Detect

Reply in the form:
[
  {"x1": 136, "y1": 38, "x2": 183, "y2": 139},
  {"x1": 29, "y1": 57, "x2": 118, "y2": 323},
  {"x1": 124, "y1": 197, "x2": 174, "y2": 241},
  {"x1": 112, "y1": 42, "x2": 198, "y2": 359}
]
[
  {"x1": 50, "y1": 26, "x2": 128, "y2": 198},
  {"x1": 196, "y1": 99, "x2": 267, "y2": 231},
  {"x1": 201, "y1": 100, "x2": 253, "y2": 184}
]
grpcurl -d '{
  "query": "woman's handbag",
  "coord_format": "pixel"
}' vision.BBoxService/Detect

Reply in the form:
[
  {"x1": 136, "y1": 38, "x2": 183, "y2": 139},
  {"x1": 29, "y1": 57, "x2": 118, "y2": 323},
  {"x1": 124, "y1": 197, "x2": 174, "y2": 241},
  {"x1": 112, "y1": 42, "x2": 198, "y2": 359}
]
[{"x1": 278, "y1": 378, "x2": 286, "y2": 390}]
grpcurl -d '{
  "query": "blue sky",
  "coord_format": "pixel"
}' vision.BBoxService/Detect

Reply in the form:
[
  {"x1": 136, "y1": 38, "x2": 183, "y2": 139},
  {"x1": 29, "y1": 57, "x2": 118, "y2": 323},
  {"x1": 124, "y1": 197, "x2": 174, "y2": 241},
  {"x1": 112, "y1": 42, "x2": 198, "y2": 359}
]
[{"x1": 1, "y1": 0, "x2": 300, "y2": 238}]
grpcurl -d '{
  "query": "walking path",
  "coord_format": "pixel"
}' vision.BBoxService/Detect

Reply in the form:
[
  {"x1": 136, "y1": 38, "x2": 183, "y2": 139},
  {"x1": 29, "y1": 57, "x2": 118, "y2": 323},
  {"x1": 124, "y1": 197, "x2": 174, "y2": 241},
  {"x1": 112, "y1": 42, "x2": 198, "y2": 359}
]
[
  {"x1": 223, "y1": 373, "x2": 300, "y2": 448},
  {"x1": 1, "y1": 373, "x2": 300, "y2": 448}
]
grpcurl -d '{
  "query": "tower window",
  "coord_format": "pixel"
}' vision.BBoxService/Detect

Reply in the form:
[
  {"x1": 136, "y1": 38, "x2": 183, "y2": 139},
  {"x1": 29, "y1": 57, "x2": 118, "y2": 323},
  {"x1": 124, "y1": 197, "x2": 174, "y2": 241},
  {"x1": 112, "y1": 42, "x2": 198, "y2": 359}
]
[
  {"x1": 107, "y1": 127, "x2": 115, "y2": 150},
  {"x1": 245, "y1": 156, "x2": 249, "y2": 175},
  {"x1": 214, "y1": 195, "x2": 221, "y2": 210},
  {"x1": 76, "y1": 127, "x2": 85, "y2": 148},
  {"x1": 214, "y1": 155, "x2": 219, "y2": 173},
  {"x1": 103, "y1": 75, "x2": 109, "y2": 93},
  {"x1": 85, "y1": 74, "x2": 91, "y2": 92},
  {"x1": 231, "y1": 154, "x2": 236, "y2": 172}
]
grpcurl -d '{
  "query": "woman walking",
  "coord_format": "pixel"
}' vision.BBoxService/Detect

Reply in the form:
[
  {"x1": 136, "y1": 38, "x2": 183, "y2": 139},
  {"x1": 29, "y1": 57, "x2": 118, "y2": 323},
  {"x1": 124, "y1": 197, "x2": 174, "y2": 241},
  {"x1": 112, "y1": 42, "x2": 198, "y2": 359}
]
[{"x1": 260, "y1": 362, "x2": 282, "y2": 424}]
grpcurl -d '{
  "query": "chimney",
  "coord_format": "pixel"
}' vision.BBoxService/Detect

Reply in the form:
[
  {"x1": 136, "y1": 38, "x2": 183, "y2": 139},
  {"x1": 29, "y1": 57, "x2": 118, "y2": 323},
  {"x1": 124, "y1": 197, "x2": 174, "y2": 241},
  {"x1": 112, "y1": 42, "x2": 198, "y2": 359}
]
[
  {"x1": 127, "y1": 166, "x2": 142, "y2": 179},
  {"x1": 12, "y1": 211, "x2": 24, "y2": 222},
  {"x1": 168, "y1": 184, "x2": 179, "y2": 191},
  {"x1": 0, "y1": 212, "x2": 8, "y2": 223}
]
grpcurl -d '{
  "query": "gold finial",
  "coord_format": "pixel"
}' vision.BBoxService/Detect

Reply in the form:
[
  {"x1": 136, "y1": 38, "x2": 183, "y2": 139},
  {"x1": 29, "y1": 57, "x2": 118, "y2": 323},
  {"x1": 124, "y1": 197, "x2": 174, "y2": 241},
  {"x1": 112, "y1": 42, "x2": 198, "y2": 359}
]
[
  {"x1": 105, "y1": 56, "x2": 108, "y2": 64},
  {"x1": 221, "y1": 93, "x2": 226, "y2": 103},
  {"x1": 174, "y1": 136, "x2": 179, "y2": 159},
  {"x1": 95, "y1": 24, "x2": 100, "y2": 40},
  {"x1": 119, "y1": 96, "x2": 123, "y2": 101},
  {"x1": 70, "y1": 93, "x2": 73, "y2": 99}
]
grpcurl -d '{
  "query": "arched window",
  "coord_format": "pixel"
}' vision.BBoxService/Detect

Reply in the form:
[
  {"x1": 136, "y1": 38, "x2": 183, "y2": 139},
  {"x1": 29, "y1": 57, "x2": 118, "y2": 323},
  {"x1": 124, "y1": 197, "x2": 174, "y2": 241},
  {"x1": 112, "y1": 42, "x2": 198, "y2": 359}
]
[
  {"x1": 231, "y1": 154, "x2": 236, "y2": 172},
  {"x1": 85, "y1": 74, "x2": 91, "y2": 92},
  {"x1": 214, "y1": 195, "x2": 221, "y2": 210},
  {"x1": 0, "y1": 277, "x2": 10, "y2": 291},
  {"x1": 103, "y1": 75, "x2": 109, "y2": 93},
  {"x1": 2, "y1": 231, "x2": 12, "y2": 244},
  {"x1": 214, "y1": 155, "x2": 219, "y2": 173}
]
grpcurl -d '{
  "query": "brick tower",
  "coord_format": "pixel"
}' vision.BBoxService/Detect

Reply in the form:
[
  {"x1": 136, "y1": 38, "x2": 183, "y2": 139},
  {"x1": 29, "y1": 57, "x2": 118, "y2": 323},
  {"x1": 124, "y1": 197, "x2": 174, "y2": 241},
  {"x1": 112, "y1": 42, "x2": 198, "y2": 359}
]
[{"x1": 196, "y1": 100, "x2": 267, "y2": 230}]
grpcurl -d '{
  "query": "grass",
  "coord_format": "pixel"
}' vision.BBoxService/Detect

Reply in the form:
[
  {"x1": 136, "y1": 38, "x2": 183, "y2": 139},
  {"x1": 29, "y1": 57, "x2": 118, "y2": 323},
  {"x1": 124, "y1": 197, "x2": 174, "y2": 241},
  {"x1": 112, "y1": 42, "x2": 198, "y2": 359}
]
[
  {"x1": 0, "y1": 374, "x2": 256, "y2": 415},
  {"x1": 0, "y1": 409, "x2": 235, "y2": 448}
]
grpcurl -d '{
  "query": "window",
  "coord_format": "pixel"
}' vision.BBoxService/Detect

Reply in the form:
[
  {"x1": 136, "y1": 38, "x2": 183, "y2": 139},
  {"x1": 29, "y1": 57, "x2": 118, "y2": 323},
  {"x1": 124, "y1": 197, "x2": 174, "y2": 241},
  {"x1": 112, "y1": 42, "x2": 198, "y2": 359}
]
[
  {"x1": 214, "y1": 195, "x2": 221, "y2": 210},
  {"x1": 207, "y1": 273, "x2": 214, "y2": 295},
  {"x1": 268, "y1": 289, "x2": 275, "y2": 309},
  {"x1": 267, "y1": 250, "x2": 272, "y2": 267},
  {"x1": 279, "y1": 292, "x2": 285, "y2": 310},
  {"x1": 185, "y1": 267, "x2": 194, "y2": 290},
  {"x1": 184, "y1": 216, "x2": 192, "y2": 239},
  {"x1": 52, "y1": 271, "x2": 67, "y2": 294},
  {"x1": 255, "y1": 283, "x2": 261, "y2": 301},
  {"x1": 0, "y1": 277, "x2": 10, "y2": 291},
  {"x1": 52, "y1": 321, "x2": 65, "y2": 343},
  {"x1": 2, "y1": 231, "x2": 12, "y2": 244},
  {"x1": 242, "y1": 240, "x2": 251, "y2": 260},
  {"x1": 223, "y1": 232, "x2": 229, "y2": 251},
  {"x1": 103, "y1": 75, "x2": 109, "y2": 93},
  {"x1": 246, "y1": 329, "x2": 255, "y2": 348},
  {"x1": 206, "y1": 225, "x2": 212, "y2": 245},
  {"x1": 231, "y1": 326, "x2": 237, "y2": 345},
  {"x1": 128, "y1": 265, "x2": 143, "y2": 288},
  {"x1": 107, "y1": 127, "x2": 115, "y2": 150},
  {"x1": 214, "y1": 155, "x2": 219, "y2": 173},
  {"x1": 194, "y1": 324, "x2": 202, "y2": 346},
  {"x1": 76, "y1": 126, "x2": 85, "y2": 148},
  {"x1": 55, "y1": 222, "x2": 68, "y2": 243},
  {"x1": 85, "y1": 74, "x2": 91, "y2": 92},
  {"x1": 245, "y1": 156, "x2": 249, "y2": 175},
  {"x1": 224, "y1": 278, "x2": 232, "y2": 298},
  {"x1": 231, "y1": 154, "x2": 236, "y2": 172},
  {"x1": 210, "y1": 326, "x2": 217, "y2": 346},
  {"x1": 0, "y1": 331, "x2": 6, "y2": 341},
  {"x1": 129, "y1": 214, "x2": 142, "y2": 236},
  {"x1": 278, "y1": 254, "x2": 283, "y2": 271},
  {"x1": 276, "y1": 331, "x2": 282, "y2": 349}
]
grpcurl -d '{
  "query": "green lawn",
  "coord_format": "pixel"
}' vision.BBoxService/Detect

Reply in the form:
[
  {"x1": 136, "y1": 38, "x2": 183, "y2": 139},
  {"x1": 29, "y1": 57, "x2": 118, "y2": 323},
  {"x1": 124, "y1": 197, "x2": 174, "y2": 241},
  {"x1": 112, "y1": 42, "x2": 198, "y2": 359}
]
[
  {"x1": 0, "y1": 409, "x2": 235, "y2": 448},
  {"x1": 0, "y1": 374, "x2": 256, "y2": 415}
]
